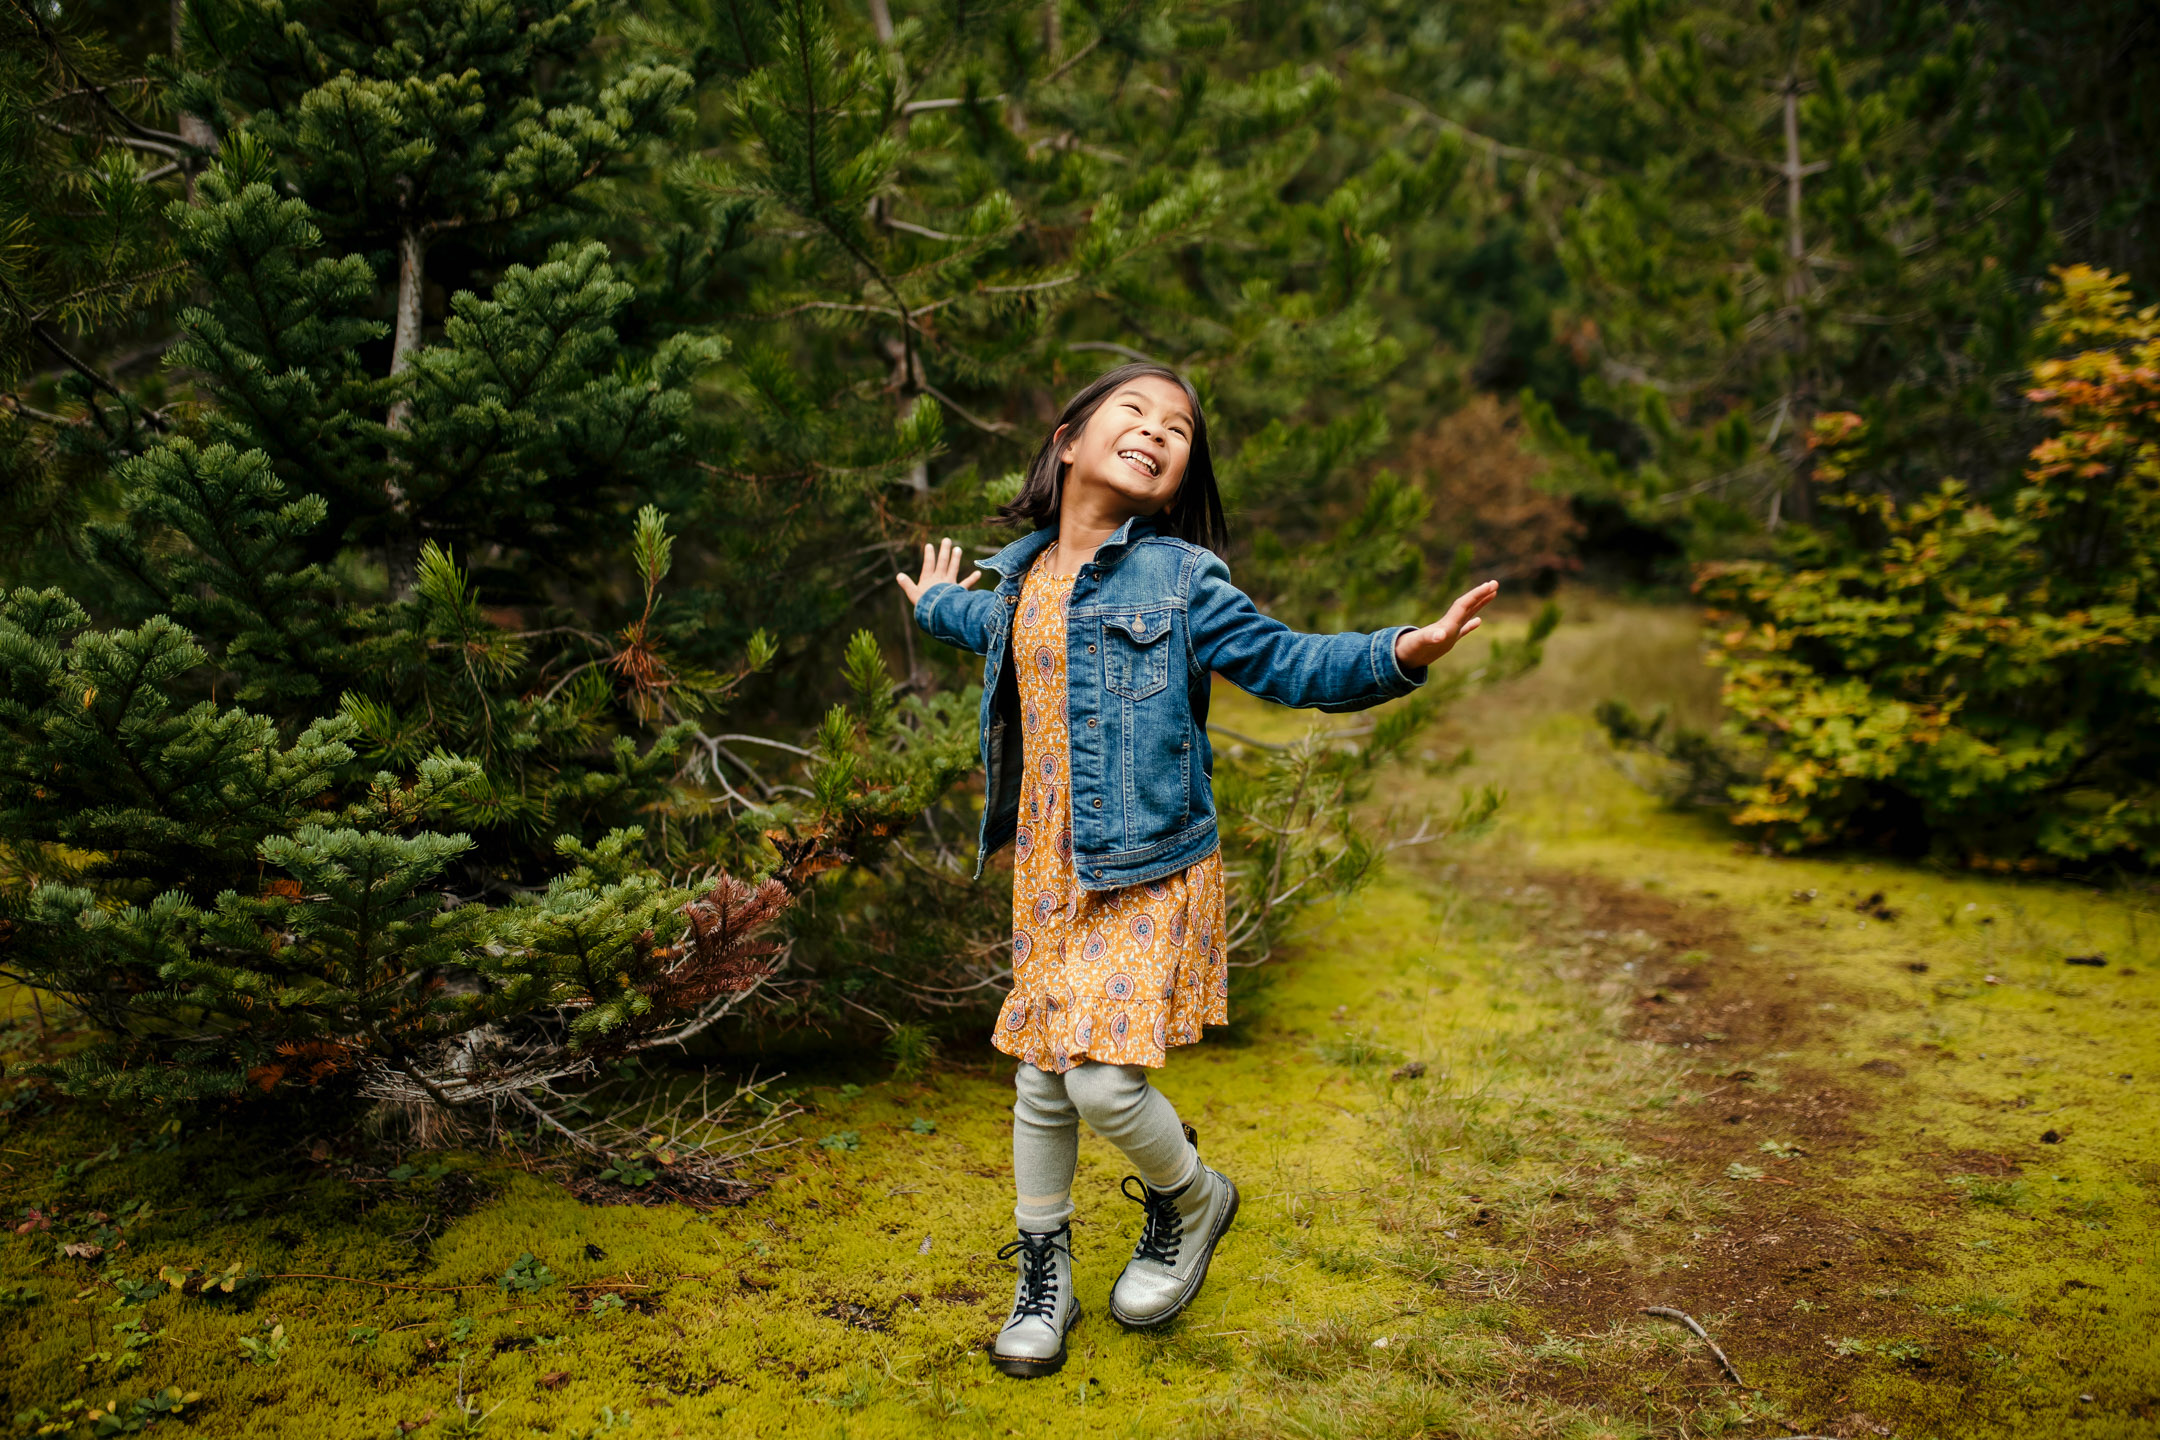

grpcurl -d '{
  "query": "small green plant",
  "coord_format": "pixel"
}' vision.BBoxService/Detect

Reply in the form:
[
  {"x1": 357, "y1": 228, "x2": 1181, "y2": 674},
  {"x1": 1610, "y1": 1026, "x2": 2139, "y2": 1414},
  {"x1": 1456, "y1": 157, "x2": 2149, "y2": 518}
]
[
  {"x1": 1831, "y1": 1335, "x2": 1928, "y2": 1364},
  {"x1": 1314, "y1": 1033, "x2": 1405, "y2": 1069},
  {"x1": 16, "y1": 1387, "x2": 202, "y2": 1436},
  {"x1": 499, "y1": 1253, "x2": 557, "y2": 1294},
  {"x1": 1758, "y1": 1139, "x2": 1804, "y2": 1159},
  {"x1": 348, "y1": 1325, "x2": 380, "y2": 1347},
  {"x1": 1724, "y1": 1162, "x2": 1765, "y2": 1181},
  {"x1": 108, "y1": 1319, "x2": 159, "y2": 1375},
  {"x1": 883, "y1": 1023, "x2": 940, "y2": 1080},
  {"x1": 2067, "y1": 1197, "x2": 2116, "y2": 1229},
  {"x1": 908, "y1": 1117, "x2": 937, "y2": 1135},
  {"x1": 2, "y1": 1283, "x2": 41, "y2": 1306},
  {"x1": 819, "y1": 1130, "x2": 861, "y2": 1152},
  {"x1": 1948, "y1": 1174, "x2": 2029, "y2": 1208},
  {"x1": 1936, "y1": 1293, "x2": 2019, "y2": 1320},
  {"x1": 1528, "y1": 1331, "x2": 1587, "y2": 1368},
  {"x1": 587, "y1": 1293, "x2": 628, "y2": 1318},
  {"x1": 237, "y1": 1319, "x2": 290, "y2": 1366},
  {"x1": 448, "y1": 1315, "x2": 476, "y2": 1344},
  {"x1": 595, "y1": 1158, "x2": 656, "y2": 1188},
  {"x1": 386, "y1": 1162, "x2": 454, "y2": 1184},
  {"x1": 107, "y1": 1274, "x2": 161, "y2": 1307},
  {"x1": 567, "y1": 1405, "x2": 635, "y2": 1437},
  {"x1": 158, "y1": 1261, "x2": 255, "y2": 1297}
]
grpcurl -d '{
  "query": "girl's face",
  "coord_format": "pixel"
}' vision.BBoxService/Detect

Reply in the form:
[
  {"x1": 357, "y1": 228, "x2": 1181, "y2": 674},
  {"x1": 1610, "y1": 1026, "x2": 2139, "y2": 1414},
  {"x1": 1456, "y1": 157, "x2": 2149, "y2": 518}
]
[{"x1": 1056, "y1": 375, "x2": 1194, "y2": 519}]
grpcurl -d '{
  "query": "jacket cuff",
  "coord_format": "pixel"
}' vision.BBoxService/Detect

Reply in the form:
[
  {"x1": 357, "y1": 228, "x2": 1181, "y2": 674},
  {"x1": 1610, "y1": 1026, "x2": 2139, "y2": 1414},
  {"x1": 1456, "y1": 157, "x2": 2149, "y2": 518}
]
[
  {"x1": 1377, "y1": 626, "x2": 1429, "y2": 694},
  {"x1": 913, "y1": 581, "x2": 952, "y2": 633}
]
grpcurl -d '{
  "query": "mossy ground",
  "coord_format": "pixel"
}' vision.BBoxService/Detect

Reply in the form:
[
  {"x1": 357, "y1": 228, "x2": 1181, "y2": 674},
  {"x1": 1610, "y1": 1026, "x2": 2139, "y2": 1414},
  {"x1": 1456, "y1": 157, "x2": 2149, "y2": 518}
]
[{"x1": 1, "y1": 594, "x2": 2153, "y2": 1438}]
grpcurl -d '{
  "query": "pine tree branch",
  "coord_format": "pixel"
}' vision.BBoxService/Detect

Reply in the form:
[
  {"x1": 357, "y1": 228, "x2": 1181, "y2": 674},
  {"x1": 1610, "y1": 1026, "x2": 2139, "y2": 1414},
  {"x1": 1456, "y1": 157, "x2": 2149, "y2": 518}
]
[
  {"x1": 35, "y1": 117, "x2": 188, "y2": 161},
  {"x1": 1380, "y1": 92, "x2": 1603, "y2": 188},
  {"x1": 1066, "y1": 340, "x2": 1161, "y2": 364},
  {"x1": 18, "y1": 315, "x2": 169, "y2": 431},
  {"x1": 2, "y1": 393, "x2": 84, "y2": 428},
  {"x1": 13, "y1": 1, "x2": 196, "y2": 154},
  {"x1": 918, "y1": 380, "x2": 1011, "y2": 435},
  {"x1": 1041, "y1": 34, "x2": 1102, "y2": 85}
]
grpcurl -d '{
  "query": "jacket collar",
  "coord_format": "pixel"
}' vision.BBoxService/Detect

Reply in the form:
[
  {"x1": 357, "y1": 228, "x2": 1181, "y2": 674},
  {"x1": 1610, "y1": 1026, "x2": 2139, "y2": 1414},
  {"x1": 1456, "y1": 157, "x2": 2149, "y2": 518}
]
[{"x1": 982, "y1": 513, "x2": 1166, "y2": 587}]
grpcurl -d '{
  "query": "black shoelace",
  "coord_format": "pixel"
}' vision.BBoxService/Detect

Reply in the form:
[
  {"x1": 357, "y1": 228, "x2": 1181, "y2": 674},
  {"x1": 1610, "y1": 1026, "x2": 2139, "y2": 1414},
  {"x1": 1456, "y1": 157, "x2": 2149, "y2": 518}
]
[
  {"x1": 1122, "y1": 1174, "x2": 1184, "y2": 1265},
  {"x1": 996, "y1": 1229, "x2": 1066, "y2": 1319}
]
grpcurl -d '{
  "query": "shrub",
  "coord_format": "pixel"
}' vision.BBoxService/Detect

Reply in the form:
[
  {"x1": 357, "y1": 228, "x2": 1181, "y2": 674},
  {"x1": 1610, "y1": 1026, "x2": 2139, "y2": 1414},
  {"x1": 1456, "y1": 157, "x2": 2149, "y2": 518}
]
[{"x1": 1695, "y1": 266, "x2": 2159, "y2": 865}]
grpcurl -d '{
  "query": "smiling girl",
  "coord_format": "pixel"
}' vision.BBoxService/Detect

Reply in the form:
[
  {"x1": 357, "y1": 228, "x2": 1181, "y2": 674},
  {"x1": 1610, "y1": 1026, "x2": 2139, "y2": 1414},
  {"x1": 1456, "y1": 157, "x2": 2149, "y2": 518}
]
[{"x1": 896, "y1": 363, "x2": 1497, "y2": 1378}]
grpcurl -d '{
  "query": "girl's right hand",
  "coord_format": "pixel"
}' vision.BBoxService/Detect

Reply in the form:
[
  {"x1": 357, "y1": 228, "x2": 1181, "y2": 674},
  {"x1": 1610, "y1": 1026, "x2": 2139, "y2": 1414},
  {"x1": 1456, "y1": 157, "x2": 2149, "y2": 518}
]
[{"x1": 896, "y1": 537, "x2": 983, "y2": 605}]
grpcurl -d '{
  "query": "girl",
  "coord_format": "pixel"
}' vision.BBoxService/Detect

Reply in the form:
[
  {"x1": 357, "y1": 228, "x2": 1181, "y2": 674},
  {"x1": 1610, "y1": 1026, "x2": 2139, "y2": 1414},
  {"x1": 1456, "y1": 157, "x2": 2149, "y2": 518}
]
[{"x1": 896, "y1": 364, "x2": 1497, "y2": 1378}]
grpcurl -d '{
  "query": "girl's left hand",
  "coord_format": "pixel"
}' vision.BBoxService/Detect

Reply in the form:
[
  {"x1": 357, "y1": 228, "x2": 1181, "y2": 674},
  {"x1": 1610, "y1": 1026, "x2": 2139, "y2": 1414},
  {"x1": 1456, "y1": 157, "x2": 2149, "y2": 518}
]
[{"x1": 1394, "y1": 580, "x2": 1501, "y2": 668}]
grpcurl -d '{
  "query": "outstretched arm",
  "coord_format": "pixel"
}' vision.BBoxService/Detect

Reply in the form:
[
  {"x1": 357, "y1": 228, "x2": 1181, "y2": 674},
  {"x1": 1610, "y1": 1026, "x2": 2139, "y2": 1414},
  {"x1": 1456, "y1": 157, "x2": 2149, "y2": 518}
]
[
  {"x1": 1393, "y1": 580, "x2": 1500, "y2": 669},
  {"x1": 1189, "y1": 553, "x2": 1478, "y2": 713}
]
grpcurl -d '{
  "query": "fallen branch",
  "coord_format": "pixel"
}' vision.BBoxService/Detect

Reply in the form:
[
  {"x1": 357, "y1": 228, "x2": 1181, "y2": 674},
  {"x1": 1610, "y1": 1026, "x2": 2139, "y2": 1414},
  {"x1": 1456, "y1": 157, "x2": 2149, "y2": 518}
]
[{"x1": 1641, "y1": 1305, "x2": 1744, "y2": 1385}]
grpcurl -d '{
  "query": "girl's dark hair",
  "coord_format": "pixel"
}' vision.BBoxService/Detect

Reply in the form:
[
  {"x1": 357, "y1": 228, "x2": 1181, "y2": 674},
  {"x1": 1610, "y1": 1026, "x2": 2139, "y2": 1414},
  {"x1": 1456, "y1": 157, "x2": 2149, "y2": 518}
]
[{"x1": 995, "y1": 362, "x2": 1229, "y2": 554}]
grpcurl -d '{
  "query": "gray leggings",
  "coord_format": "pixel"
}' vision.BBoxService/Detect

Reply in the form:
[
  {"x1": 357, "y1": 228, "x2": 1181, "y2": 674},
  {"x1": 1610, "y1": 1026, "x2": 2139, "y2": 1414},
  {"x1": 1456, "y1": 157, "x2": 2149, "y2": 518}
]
[{"x1": 1012, "y1": 1061, "x2": 1198, "y2": 1232}]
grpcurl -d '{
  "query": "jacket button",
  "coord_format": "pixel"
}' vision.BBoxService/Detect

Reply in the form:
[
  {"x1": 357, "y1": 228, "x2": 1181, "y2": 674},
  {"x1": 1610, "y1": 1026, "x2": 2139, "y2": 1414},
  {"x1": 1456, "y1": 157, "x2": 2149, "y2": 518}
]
[
  {"x1": 1093, "y1": 868, "x2": 1103, "y2": 878},
  {"x1": 1092, "y1": 797, "x2": 1102, "y2": 808},
  {"x1": 1087, "y1": 717, "x2": 1097, "y2": 728},
  {"x1": 1087, "y1": 643, "x2": 1096, "y2": 653}
]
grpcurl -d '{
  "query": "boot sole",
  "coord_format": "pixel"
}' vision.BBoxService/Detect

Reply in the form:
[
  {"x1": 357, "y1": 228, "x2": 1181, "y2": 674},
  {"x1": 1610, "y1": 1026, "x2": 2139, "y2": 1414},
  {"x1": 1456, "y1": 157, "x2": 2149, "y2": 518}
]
[
  {"x1": 1108, "y1": 1175, "x2": 1240, "y2": 1331},
  {"x1": 987, "y1": 1302, "x2": 1081, "y2": 1379}
]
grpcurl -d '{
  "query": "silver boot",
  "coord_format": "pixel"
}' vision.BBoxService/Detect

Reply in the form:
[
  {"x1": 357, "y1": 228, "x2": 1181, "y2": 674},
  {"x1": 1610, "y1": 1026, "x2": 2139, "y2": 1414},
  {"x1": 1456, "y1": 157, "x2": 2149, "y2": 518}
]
[
  {"x1": 1107, "y1": 1161, "x2": 1239, "y2": 1329},
  {"x1": 987, "y1": 1226, "x2": 1080, "y2": 1378}
]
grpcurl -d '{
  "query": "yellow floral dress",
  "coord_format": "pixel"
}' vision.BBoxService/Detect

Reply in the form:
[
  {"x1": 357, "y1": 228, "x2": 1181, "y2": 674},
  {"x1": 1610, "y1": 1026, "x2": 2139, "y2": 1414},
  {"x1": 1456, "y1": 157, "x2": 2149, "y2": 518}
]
[{"x1": 992, "y1": 550, "x2": 1229, "y2": 1074}]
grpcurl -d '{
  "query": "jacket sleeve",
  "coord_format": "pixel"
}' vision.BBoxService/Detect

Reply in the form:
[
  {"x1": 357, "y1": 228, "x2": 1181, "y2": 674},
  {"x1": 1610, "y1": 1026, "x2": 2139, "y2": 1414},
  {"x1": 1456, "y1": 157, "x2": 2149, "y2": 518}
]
[
  {"x1": 1184, "y1": 551, "x2": 1428, "y2": 712},
  {"x1": 913, "y1": 580, "x2": 1000, "y2": 657}
]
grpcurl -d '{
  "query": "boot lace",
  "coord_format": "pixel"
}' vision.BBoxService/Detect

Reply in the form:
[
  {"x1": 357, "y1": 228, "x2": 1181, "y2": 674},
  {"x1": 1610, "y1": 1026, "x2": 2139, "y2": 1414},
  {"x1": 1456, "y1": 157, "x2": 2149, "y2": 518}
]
[
  {"x1": 995, "y1": 1229, "x2": 1065, "y2": 1320},
  {"x1": 1122, "y1": 1174, "x2": 1184, "y2": 1265}
]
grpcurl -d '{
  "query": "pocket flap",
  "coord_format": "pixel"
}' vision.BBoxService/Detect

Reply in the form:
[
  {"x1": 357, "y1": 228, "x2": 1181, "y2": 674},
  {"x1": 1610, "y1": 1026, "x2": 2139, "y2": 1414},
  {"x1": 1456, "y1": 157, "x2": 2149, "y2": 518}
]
[{"x1": 1102, "y1": 610, "x2": 1172, "y2": 645}]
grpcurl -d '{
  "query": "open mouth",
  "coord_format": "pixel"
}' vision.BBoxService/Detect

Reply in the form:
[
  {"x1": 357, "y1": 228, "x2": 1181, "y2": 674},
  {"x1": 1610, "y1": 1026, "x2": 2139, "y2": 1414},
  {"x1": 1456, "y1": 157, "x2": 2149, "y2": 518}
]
[{"x1": 1117, "y1": 449, "x2": 1161, "y2": 478}]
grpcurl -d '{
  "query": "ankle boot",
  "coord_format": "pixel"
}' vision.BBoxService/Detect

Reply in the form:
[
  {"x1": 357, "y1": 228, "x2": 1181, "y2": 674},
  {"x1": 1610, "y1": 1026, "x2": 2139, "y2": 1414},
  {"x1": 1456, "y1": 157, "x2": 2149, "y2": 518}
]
[
  {"x1": 987, "y1": 1225, "x2": 1080, "y2": 1378},
  {"x1": 1107, "y1": 1156, "x2": 1239, "y2": 1330}
]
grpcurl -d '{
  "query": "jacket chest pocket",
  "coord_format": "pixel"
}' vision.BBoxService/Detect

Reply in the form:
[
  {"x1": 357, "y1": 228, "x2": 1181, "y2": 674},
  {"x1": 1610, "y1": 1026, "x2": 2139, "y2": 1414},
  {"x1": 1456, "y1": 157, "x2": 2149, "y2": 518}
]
[{"x1": 1100, "y1": 610, "x2": 1172, "y2": 701}]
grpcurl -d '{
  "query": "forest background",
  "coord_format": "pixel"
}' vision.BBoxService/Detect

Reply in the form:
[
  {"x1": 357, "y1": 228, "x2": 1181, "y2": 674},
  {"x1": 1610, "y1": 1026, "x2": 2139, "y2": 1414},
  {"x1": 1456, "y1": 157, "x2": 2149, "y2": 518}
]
[{"x1": 0, "y1": 0, "x2": 2154, "y2": 1197}]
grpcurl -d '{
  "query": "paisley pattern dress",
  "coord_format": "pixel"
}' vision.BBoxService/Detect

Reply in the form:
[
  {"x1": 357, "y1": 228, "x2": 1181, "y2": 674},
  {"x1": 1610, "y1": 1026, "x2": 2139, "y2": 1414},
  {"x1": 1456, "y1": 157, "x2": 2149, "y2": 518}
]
[{"x1": 992, "y1": 550, "x2": 1230, "y2": 1073}]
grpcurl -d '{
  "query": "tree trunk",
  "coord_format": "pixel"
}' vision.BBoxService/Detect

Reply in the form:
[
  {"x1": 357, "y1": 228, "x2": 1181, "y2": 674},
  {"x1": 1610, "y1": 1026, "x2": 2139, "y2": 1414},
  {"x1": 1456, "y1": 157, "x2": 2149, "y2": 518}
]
[
  {"x1": 386, "y1": 222, "x2": 425, "y2": 437},
  {"x1": 883, "y1": 337, "x2": 929, "y2": 494},
  {"x1": 170, "y1": 0, "x2": 216, "y2": 201},
  {"x1": 383, "y1": 219, "x2": 424, "y2": 594}
]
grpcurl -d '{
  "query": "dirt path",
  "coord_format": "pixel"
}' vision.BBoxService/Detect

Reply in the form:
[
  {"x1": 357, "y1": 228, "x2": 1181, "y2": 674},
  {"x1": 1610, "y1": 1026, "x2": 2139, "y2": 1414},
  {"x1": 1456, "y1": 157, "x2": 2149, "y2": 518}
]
[{"x1": 2, "y1": 595, "x2": 2153, "y2": 1438}]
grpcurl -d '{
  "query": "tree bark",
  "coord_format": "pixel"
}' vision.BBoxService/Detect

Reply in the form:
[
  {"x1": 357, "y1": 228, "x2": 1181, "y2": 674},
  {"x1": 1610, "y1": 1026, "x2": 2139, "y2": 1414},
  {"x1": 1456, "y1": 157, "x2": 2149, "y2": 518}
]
[
  {"x1": 386, "y1": 222, "x2": 425, "y2": 438},
  {"x1": 170, "y1": 0, "x2": 216, "y2": 202}
]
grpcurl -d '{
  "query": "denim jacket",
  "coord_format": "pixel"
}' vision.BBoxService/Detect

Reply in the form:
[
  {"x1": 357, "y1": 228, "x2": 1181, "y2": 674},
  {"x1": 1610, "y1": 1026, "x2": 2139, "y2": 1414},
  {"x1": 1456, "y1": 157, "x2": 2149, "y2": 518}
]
[{"x1": 912, "y1": 514, "x2": 1430, "y2": 890}]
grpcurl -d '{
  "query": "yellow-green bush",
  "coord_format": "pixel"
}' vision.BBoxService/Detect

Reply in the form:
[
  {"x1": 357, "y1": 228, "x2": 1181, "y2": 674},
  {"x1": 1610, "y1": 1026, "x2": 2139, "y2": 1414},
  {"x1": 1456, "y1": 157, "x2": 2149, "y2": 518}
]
[{"x1": 1696, "y1": 266, "x2": 2160, "y2": 865}]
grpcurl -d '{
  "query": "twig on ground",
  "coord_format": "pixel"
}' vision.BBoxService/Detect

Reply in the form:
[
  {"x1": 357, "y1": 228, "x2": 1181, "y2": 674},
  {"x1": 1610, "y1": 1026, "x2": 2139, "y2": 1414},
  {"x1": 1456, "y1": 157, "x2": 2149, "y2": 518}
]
[{"x1": 1641, "y1": 1305, "x2": 1745, "y2": 1385}]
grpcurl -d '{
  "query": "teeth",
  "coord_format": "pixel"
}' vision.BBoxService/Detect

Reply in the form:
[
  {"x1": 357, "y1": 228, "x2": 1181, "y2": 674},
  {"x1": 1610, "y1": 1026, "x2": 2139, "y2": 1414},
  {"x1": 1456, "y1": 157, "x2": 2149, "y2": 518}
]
[{"x1": 1118, "y1": 450, "x2": 1159, "y2": 476}]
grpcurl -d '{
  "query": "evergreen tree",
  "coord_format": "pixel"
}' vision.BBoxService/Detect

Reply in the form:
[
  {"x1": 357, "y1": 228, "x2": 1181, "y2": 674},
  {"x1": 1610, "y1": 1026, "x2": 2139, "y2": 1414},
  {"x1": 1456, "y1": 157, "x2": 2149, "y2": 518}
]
[
  {"x1": 0, "y1": 0, "x2": 197, "y2": 567},
  {"x1": 1492, "y1": 0, "x2": 2063, "y2": 541}
]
